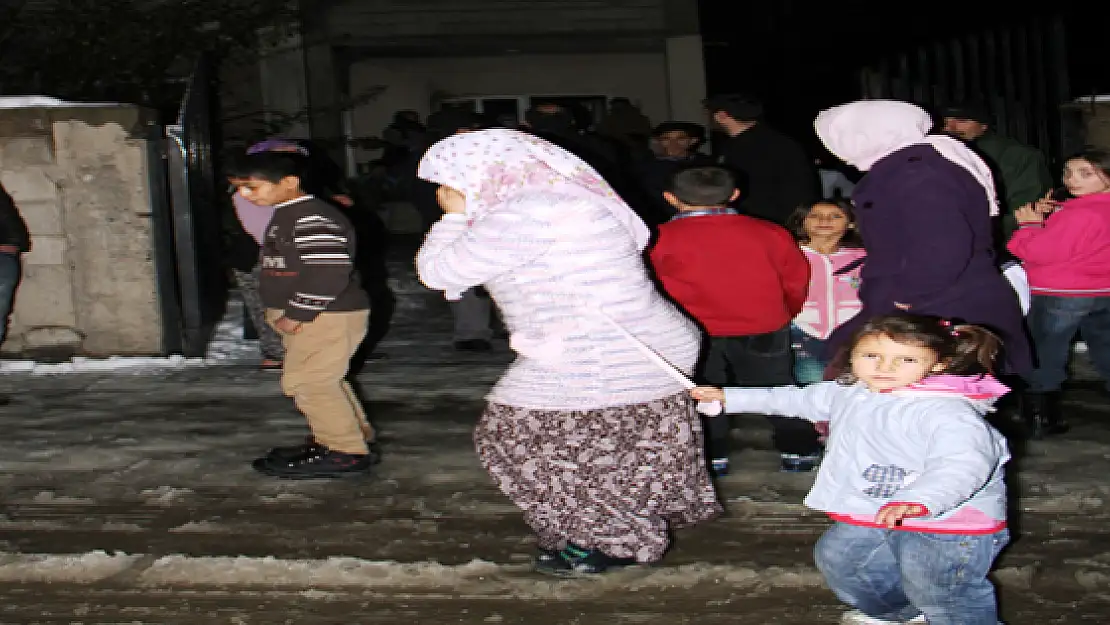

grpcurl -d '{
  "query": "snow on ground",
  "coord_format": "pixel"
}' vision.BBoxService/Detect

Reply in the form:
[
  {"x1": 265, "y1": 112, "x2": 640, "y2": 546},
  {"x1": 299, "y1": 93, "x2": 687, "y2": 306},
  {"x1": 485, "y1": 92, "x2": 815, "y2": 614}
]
[{"x1": 0, "y1": 247, "x2": 1109, "y2": 621}]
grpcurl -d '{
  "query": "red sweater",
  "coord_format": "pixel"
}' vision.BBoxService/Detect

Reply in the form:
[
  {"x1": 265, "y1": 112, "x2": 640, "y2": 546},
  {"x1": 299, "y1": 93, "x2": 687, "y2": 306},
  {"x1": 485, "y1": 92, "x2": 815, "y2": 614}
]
[{"x1": 649, "y1": 213, "x2": 810, "y2": 336}]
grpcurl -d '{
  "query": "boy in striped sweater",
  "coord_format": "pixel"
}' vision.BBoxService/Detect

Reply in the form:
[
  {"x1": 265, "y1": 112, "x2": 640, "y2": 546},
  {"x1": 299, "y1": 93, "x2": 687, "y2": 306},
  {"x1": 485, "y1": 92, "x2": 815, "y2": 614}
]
[{"x1": 229, "y1": 152, "x2": 374, "y2": 478}]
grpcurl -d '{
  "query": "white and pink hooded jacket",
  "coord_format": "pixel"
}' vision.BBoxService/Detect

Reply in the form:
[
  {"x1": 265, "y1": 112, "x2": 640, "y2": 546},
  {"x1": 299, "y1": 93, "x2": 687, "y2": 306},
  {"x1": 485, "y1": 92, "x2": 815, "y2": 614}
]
[
  {"x1": 794, "y1": 246, "x2": 866, "y2": 340},
  {"x1": 724, "y1": 374, "x2": 1011, "y2": 534}
]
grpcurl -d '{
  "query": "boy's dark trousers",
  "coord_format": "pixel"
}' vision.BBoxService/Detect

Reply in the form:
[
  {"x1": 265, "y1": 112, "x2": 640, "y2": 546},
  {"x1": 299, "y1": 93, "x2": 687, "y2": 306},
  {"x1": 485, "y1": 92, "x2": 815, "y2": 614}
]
[{"x1": 698, "y1": 326, "x2": 822, "y2": 461}]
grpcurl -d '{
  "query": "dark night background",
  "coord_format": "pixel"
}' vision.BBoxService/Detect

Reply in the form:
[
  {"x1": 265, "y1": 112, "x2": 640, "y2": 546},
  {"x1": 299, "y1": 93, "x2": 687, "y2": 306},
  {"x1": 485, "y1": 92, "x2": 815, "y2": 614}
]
[{"x1": 697, "y1": 2, "x2": 1102, "y2": 149}]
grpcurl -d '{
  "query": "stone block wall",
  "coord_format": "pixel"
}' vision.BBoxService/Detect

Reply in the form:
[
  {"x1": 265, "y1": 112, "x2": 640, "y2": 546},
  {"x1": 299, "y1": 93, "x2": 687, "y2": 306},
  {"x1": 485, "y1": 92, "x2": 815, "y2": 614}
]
[{"x1": 0, "y1": 105, "x2": 165, "y2": 356}]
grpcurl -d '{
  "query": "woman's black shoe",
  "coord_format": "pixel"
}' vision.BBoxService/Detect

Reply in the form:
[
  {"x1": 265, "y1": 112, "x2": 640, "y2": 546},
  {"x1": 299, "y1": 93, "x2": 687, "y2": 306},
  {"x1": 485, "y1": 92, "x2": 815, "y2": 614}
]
[{"x1": 534, "y1": 544, "x2": 637, "y2": 576}]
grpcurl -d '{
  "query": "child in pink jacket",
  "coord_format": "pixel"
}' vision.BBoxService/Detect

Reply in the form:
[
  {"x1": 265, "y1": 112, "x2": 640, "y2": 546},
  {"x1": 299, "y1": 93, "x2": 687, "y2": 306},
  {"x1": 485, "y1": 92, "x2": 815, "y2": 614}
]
[
  {"x1": 787, "y1": 200, "x2": 866, "y2": 386},
  {"x1": 1008, "y1": 149, "x2": 1110, "y2": 438}
]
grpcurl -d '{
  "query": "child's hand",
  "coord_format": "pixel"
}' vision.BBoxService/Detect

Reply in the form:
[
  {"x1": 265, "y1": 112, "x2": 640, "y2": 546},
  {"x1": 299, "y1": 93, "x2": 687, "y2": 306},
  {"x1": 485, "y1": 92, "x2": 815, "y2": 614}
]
[
  {"x1": 274, "y1": 316, "x2": 304, "y2": 334},
  {"x1": 874, "y1": 502, "x2": 928, "y2": 528},
  {"x1": 690, "y1": 386, "x2": 724, "y2": 404}
]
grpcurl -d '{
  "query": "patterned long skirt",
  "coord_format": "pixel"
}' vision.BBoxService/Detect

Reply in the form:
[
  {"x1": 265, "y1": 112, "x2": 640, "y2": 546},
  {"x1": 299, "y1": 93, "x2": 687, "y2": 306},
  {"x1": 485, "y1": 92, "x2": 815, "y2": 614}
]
[{"x1": 474, "y1": 392, "x2": 722, "y2": 563}]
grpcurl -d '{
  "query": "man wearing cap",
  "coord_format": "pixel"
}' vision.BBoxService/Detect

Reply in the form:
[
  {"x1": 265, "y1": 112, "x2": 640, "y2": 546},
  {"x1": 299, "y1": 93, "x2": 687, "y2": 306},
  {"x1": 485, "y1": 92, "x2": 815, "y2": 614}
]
[
  {"x1": 703, "y1": 94, "x2": 819, "y2": 225},
  {"x1": 941, "y1": 102, "x2": 1053, "y2": 239}
]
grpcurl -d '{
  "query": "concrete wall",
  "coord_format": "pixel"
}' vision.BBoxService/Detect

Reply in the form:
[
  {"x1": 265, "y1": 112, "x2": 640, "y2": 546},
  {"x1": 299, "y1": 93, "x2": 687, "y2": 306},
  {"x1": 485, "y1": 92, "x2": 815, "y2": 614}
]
[
  {"x1": 0, "y1": 106, "x2": 164, "y2": 356},
  {"x1": 326, "y1": 0, "x2": 665, "y2": 40}
]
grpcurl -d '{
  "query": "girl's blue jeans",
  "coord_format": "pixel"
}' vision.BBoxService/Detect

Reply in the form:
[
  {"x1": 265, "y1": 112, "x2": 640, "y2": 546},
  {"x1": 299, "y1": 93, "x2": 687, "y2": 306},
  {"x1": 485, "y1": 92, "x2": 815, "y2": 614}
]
[
  {"x1": 1026, "y1": 294, "x2": 1110, "y2": 392},
  {"x1": 814, "y1": 522, "x2": 1009, "y2": 625},
  {"x1": 790, "y1": 324, "x2": 828, "y2": 385}
]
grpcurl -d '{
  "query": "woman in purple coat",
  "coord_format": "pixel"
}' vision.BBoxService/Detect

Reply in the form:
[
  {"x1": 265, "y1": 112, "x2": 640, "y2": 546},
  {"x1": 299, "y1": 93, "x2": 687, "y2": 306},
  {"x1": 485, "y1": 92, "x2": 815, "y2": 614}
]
[{"x1": 815, "y1": 100, "x2": 1032, "y2": 375}]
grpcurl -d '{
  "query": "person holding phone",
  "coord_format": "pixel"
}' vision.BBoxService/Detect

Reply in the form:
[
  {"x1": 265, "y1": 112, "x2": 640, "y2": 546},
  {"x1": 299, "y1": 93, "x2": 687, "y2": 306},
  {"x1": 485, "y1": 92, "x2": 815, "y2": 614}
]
[{"x1": 1009, "y1": 149, "x2": 1110, "y2": 438}]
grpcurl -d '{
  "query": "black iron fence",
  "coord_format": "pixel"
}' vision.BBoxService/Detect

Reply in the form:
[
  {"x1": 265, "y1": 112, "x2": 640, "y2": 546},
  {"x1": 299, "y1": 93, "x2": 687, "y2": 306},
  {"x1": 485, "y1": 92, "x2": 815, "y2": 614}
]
[
  {"x1": 160, "y1": 55, "x2": 228, "y2": 357},
  {"x1": 858, "y1": 15, "x2": 1074, "y2": 167}
]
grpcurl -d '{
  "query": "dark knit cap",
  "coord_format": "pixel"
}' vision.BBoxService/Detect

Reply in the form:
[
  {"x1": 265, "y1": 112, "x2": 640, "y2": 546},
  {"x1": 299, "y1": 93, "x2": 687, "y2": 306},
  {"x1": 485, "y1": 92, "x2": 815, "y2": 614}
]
[{"x1": 938, "y1": 101, "x2": 992, "y2": 124}]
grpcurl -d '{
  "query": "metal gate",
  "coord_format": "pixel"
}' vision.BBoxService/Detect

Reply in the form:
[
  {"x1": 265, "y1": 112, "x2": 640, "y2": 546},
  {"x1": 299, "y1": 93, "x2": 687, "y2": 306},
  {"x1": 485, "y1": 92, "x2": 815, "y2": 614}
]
[
  {"x1": 858, "y1": 15, "x2": 1072, "y2": 167},
  {"x1": 163, "y1": 56, "x2": 228, "y2": 357}
]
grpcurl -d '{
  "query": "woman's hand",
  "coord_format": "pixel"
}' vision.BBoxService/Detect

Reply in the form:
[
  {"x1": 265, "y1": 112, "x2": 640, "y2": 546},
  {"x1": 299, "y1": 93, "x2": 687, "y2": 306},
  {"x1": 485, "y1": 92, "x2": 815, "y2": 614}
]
[
  {"x1": 1015, "y1": 190, "x2": 1057, "y2": 225},
  {"x1": 1014, "y1": 203, "x2": 1045, "y2": 226},
  {"x1": 874, "y1": 502, "x2": 928, "y2": 528},
  {"x1": 690, "y1": 386, "x2": 725, "y2": 404}
]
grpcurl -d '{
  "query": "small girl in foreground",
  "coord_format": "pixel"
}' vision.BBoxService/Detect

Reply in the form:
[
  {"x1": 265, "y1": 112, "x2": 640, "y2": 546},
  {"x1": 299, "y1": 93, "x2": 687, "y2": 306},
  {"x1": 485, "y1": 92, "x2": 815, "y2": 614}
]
[{"x1": 692, "y1": 314, "x2": 1011, "y2": 625}]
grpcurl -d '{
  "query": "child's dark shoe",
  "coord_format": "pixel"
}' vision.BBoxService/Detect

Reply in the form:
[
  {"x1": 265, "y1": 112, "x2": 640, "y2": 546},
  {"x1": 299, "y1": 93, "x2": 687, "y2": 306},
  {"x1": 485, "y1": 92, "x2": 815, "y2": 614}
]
[
  {"x1": 253, "y1": 446, "x2": 373, "y2": 479},
  {"x1": 267, "y1": 437, "x2": 382, "y2": 464},
  {"x1": 780, "y1": 453, "x2": 821, "y2": 473}
]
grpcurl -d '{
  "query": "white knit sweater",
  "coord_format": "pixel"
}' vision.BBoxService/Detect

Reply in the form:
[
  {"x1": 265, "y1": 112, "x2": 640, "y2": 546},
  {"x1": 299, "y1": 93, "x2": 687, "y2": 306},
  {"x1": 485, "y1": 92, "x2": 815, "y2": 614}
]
[{"x1": 417, "y1": 191, "x2": 700, "y2": 410}]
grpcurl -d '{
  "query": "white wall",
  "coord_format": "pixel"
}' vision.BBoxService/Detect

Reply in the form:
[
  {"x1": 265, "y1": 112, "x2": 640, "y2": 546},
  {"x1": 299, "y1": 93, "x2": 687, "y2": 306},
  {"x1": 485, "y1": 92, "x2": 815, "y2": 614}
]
[{"x1": 349, "y1": 52, "x2": 669, "y2": 160}]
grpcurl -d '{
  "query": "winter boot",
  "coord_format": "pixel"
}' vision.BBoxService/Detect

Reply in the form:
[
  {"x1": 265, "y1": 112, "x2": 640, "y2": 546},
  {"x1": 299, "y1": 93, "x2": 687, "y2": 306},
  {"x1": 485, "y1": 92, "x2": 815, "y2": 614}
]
[{"x1": 1022, "y1": 392, "x2": 1069, "y2": 439}]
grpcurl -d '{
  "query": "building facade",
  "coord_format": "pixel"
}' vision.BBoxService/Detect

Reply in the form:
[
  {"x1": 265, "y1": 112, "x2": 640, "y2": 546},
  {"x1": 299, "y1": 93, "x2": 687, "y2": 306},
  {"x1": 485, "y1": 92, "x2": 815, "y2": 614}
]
[{"x1": 249, "y1": 0, "x2": 706, "y2": 172}]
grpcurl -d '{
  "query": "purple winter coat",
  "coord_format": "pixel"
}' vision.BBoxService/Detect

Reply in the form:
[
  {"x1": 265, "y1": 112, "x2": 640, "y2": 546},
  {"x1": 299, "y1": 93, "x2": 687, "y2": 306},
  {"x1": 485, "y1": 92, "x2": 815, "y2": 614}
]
[{"x1": 826, "y1": 144, "x2": 1032, "y2": 375}]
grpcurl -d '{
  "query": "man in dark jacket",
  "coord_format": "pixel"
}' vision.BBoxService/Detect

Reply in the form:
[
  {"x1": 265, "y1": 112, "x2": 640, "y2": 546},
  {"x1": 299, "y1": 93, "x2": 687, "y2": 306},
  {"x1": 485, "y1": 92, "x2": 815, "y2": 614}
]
[
  {"x1": 704, "y1": 94, "x2": 820, "y2": 225},
  {"x1": 522, "y1": 103, "x2": 662, "y2": 226},
  {"x1": 0, "y1": 182, "x2": 30, "y2": 350},
  {"x1": 940, "y1": 102, "x2": 1053, "y2": 240}
]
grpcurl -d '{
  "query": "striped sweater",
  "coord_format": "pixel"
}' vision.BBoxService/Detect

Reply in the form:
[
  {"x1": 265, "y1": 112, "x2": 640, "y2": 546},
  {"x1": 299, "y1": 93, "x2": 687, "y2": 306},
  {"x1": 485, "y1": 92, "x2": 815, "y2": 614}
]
[
  {"x1": 259, "y1": 196, "x2": 369, "y2": 322},
  {"x1": 417, "y1": 191, "x2": 701, "y2": 410}
]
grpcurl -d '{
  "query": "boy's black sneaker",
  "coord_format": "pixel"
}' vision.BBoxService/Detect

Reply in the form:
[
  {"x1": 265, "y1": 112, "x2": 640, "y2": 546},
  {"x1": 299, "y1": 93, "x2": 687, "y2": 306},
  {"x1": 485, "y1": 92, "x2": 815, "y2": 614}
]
[
  {"x1": 534, "y1": 543, "x2": 636, "y2": 576},
  {"x1": 267, "y1": 437, "x2": 382, "y2": 464},
  {"x1": 252, "y1": 446, "x2": 373, "y2": 479}
]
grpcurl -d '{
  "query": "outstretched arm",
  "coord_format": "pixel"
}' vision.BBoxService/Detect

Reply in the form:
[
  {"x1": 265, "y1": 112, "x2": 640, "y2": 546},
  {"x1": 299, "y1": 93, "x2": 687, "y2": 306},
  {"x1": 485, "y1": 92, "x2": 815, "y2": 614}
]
[{"x1": 701, "y1": 382, "x2": 841, "y2": 423}]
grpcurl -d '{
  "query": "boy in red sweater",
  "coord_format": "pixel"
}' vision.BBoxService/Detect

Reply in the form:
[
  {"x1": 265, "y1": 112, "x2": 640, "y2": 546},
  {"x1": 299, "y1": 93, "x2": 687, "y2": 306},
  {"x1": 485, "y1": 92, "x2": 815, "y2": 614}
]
[{"x1": 649, "y1": 166, "x2": 812, "y2": 475}]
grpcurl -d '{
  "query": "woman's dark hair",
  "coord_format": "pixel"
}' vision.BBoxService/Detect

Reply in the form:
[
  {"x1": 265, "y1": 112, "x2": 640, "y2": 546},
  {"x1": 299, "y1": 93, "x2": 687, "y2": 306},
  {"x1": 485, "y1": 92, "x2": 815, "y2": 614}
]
[
  {"x1": 833, "y1": 314, "x2": 1002, "y2": 384},
  {"x1": 1065, "y1": 148, "x2": 1110, "y2": 180},
  {"x1": 785, "y1": 198, "x2": 863, "y2": 247}
]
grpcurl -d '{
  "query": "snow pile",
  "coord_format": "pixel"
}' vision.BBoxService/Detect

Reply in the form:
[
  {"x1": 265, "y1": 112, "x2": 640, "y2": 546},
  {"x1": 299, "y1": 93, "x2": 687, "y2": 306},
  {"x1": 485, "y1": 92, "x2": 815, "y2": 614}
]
[
  {"x1": 0, "y1": 551, "x2": 141, "y2": 583},
  {"x1": 139, "y1": 555, "x2": 504, "y2": 588},
  {"x1": 0, "y1": 96, "x2": 122, "y2": 109},
  {"x1": 0, "y1": 295, "x2": 256, "y2": 374}
]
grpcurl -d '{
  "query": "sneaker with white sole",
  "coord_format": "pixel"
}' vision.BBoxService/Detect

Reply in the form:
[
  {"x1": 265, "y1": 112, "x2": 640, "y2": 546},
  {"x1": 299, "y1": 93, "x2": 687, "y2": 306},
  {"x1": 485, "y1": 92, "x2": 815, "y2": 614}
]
[{"x1": 840, "y1": 610, "x2": 927, "y2": 624}]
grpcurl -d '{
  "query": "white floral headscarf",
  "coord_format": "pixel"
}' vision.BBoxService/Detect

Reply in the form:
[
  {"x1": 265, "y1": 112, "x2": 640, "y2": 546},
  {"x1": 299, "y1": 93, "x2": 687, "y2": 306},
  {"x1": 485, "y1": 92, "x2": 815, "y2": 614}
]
[
  {"x1": 815, "y1": 100, "x2": 1000, "y2": 216},
  {"x1": 417, "y1": 129, "x2": 650, "y2": 249}
]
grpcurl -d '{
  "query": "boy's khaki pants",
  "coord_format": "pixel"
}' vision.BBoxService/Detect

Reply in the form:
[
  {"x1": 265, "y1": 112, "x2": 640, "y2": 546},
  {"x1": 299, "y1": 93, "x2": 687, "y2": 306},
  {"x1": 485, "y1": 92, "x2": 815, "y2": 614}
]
[{"x1": 265, "y1": 309, "x2": 373, "y2": 455}]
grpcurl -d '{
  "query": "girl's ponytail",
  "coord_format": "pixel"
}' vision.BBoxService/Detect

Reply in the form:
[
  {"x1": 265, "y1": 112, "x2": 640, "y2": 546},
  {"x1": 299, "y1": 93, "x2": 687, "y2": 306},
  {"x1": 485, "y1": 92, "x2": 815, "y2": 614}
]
[{"x1": 947, "y1": 323, "x2": 1002, "y2": 375}]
